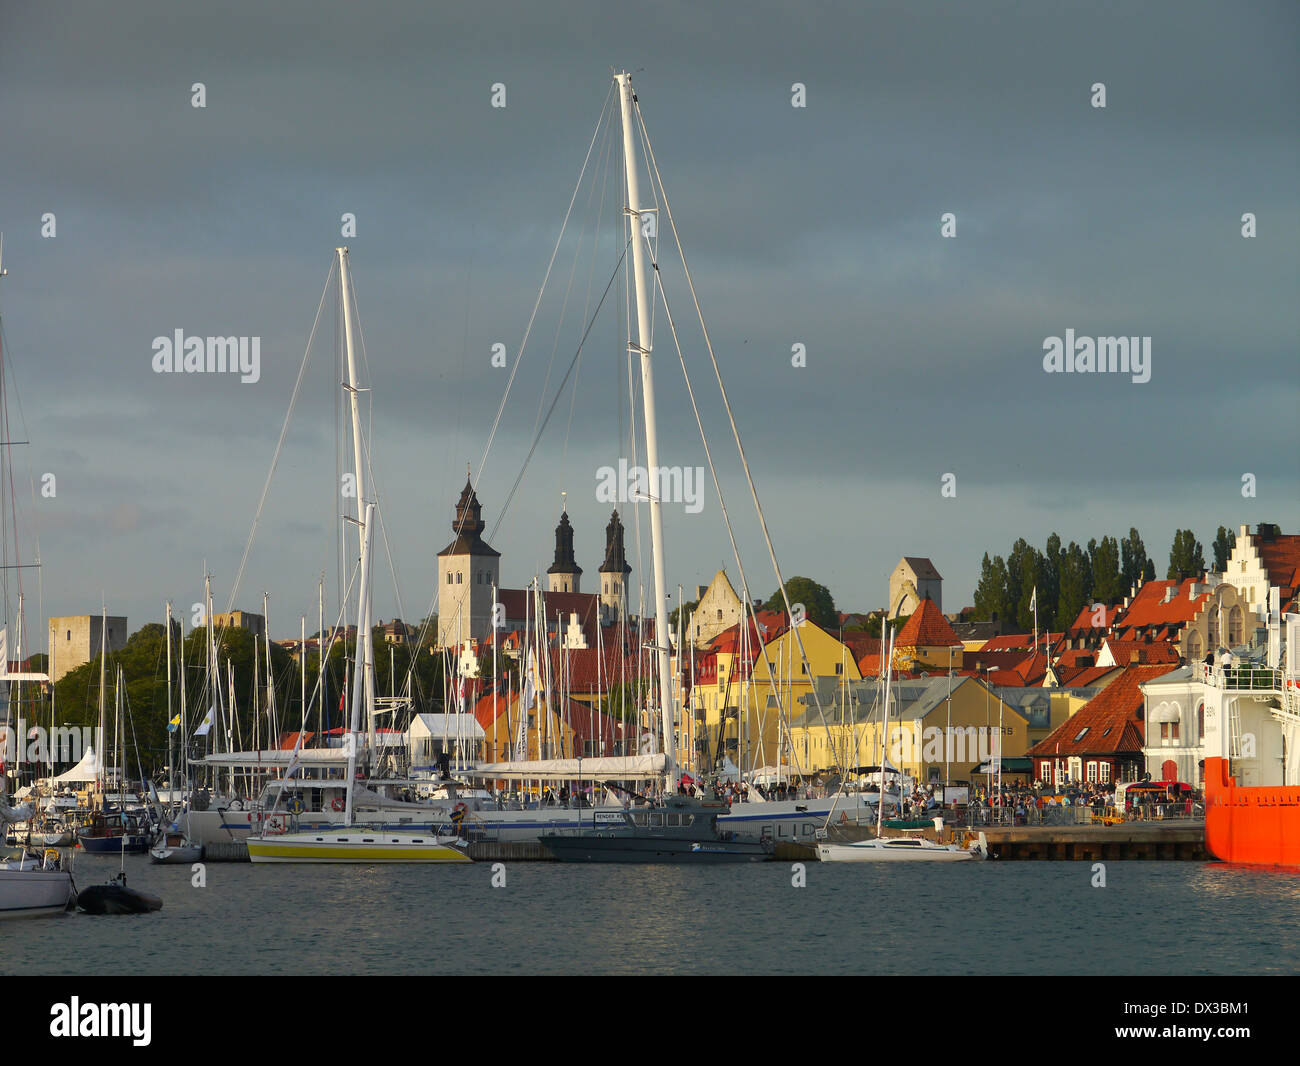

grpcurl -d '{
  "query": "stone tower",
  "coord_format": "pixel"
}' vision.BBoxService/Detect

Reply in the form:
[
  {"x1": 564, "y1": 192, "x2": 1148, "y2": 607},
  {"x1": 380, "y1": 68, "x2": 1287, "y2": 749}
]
[
  {"x1": 598, "y1": 509, "x2": 632, "y2": 624},
  {"x1": 437, "y1": 475, "x2": 501, "y2": 650},
  {"x1": 547, "y1": 508, "x2": 582, "y2": 594}
]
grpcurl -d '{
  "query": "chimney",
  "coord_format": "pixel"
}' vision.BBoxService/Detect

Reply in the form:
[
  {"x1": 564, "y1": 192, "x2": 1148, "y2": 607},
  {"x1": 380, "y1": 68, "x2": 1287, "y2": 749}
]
[{"x1": 1129, "y1": 650, "x2": 1140, "y2": 665}]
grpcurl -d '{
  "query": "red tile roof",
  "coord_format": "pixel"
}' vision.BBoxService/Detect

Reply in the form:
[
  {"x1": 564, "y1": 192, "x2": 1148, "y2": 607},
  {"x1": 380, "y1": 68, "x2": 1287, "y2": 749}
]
[
  {"x1": 1028, "y1": 664, "x2": 1178, "y2": 757},
  {"x1": 893, "y1": 596, "x2": 962, "y2": 648},
  {"x1": 1112, "y1": 578, "x2": 1209, "y2": 632},
  {"x1": 978, "y1": 632, "x2": 1062, "y2": 652},
  {"x1": 1101, "y1": 639, "x2": 1180, "y2": 666},
  {"x1": 1066, "y1": 603, "x2": 1120, "y2": 634},
  {"x1": 1255, "y1": 533, "x2": 1300, "y2": 595},
  {"x1": 1056, "y1": 665, "x2": 1121, "y2": 688}
]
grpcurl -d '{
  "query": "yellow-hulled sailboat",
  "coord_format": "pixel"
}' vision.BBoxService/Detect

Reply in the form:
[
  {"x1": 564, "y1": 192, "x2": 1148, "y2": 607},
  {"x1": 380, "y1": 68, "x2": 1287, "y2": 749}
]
[{"x1": 246, "y1": 249, "x2": 469, "y2": 866}]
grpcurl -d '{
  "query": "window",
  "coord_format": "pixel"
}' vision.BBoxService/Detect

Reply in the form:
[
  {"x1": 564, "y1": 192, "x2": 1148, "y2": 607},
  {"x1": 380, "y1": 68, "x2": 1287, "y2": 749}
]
[
  {"x1": 447, "y1": 574, "x2": 452, "y2": 585},
  {"x1": 1087, "y1": 761, "x2": 1098, "y2": 782},
  {"x1": 457, "y1": 573, "x2": 462, "y2": 584},
  {"x1": 1073, "y1": 726, "x2": 1090, "y2": 743},
  {"x1": 1197, "y1": 703, "x2": 1204, "y2": 739},
  {"x1": 1170, "y1": 721, "x2": 1179, "y2": 741},
  {"x1": 716, "y1": 609, "x2": 723, "y2": 620},
  {"x1": 1228, "y1": 606, "x2": 1244, "y2": 646},
  {"x1": 835, "y1": 663, "x2": 843, "y2": 675},
  {"x1": 1099, "y1": 762, "x2": 1111, "y2": 783},
  {"x1": 66, "y1": 630, "x2": 71, "y2": 641}
]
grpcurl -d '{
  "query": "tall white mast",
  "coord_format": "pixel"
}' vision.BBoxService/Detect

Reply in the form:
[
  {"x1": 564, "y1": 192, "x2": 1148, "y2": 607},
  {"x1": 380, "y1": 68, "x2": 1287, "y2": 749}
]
[
  {"x1": 337, "y1": 247, "x2": 376, "y2": 769},
  {"x1": 615, "y1": 72, "x2": 674, "y2": 787},
  {"x1": 344, "y1": 501, "x2": 375, "y2": 825}
]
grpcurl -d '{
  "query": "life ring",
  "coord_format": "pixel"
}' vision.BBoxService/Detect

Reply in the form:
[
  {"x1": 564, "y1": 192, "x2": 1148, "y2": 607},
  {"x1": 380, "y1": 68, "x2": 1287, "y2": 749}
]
[
  {"x1": 247, "y1": 812, "x2": 257, "y2": 823},
  {"x1": 331, "y1": 798, "x2": 345, "y2": 812}
]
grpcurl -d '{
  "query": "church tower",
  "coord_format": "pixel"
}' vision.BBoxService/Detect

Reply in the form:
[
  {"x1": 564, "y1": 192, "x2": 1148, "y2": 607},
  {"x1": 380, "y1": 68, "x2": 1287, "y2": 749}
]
[
  {"x1": 437, "y1": 475, "x2": 501, "y2": 650},
  {"x1": 547, "y1": 506, "x2": 582, "y2": 594},
  {"x1": 598, "y1": 509, "x2": 632, "y2": 624}
]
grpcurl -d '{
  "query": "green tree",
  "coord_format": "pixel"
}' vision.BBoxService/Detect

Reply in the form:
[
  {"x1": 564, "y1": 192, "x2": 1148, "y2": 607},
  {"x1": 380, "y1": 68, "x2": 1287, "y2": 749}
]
[
  {"x1": 1120, "y1": 527, "x2": 1149, "y2": 592},
  {"x1": 1089, "y1": 536, "x2": 1124, "y2": 605},
  {"x1": 1167, "y1": 529, "x2": 1206, "y2": 580},
  {"x1": 1212, "y1": 526, "x2": 1236, "y2": 572},
  {"x1": 669, "y1": 598, "x2": 699, "y2": 630},
  {"x1": 1044, "y1": 533, "x2": 1062, "y2": 629},
  {"x1": 765, "y1": 577, "x2": 838, "y2": 629},
  {"x1": 1009, "y1": 539, "x2": 1047, "y2": 631},
  {"x1": 973, "y1": 553, "x2": 1011, "y2": 623},
  {"x1": 1056, "y1": 541, "x2": 1092, "y2": 627}
]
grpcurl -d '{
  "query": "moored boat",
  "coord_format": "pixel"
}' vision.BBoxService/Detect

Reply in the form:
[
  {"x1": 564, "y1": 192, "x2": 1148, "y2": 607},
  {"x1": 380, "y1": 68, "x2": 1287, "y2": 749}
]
[
  {"x1": 540, "y1": 795, "x2": 772, "y2": 863},
  {"x1": 247, "y1": 826, "x2": 470, "y2": 863}
]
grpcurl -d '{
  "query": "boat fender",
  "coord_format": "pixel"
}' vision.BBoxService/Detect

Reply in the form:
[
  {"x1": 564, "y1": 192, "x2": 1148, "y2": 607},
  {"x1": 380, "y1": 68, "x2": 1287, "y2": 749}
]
[{"x1": 229, "y1": 799, "x2": 244, "y2": 812}]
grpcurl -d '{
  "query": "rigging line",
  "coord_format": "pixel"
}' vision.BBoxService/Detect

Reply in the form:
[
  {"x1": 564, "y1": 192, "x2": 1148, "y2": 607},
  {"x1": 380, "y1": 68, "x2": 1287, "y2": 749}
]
[
  {"x1": 636, "y1": 101, "x2": 839, "y2": 773},
  {"x1": 534, "y1": 99, "x2": 613, "y2": 450},
  {"x1": 563, "y1": 113, "x2": 617, "y2": 474},
  {"x1": 486, "y1": 238, "x2": 631, "y2": 541},
  {"x1": 648, "y1": 262, "x2": 810, "y2": 778},
  {"x1": 223, "y1": 258, "x2": 336, "y2": 617},
  {"x1": 474, "y1": 82, "x2": 615, "y2": 490}
]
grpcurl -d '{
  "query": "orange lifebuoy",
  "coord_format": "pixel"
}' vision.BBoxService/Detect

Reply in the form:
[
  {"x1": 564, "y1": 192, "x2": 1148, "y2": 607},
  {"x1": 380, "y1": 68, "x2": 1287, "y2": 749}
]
[{"x1": 331, "y1": 798, "x2": 345, "y2": 812}]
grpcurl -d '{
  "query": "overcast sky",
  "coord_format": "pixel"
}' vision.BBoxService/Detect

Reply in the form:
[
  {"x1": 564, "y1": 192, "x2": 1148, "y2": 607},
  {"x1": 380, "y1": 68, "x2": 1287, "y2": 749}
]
[{"x1": 0, "y1": 0, "x2": 1296, "y2": 642}]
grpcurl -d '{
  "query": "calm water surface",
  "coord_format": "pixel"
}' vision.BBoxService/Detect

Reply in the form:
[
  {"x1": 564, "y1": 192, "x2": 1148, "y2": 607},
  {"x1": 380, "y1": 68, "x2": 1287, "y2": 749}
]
[{"x1": 5, "y1": 854, "x2": 1298, "y2": 975}]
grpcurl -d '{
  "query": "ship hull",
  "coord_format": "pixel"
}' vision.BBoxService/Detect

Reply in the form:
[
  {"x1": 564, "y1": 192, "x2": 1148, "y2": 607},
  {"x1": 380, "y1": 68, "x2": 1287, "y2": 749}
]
[
  {"x1": 1204, "y1": 756, "x2": 1300, "y2": 866},
  {"x1": 540, "y1": 835, "x2": 771, "y2": 863},
  {"x1": 0, "y1": 868, "x2": 76, "y2": 919},
  {"x1": 246, "y1": 830, "x2": 471, "y2": 864}
]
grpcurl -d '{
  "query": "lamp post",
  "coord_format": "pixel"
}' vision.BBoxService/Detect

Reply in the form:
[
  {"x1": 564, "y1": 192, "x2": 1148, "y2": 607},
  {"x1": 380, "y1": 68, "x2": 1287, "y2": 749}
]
[{"x1": 984, "y1": 665, "x2": 999, "y2": 818}]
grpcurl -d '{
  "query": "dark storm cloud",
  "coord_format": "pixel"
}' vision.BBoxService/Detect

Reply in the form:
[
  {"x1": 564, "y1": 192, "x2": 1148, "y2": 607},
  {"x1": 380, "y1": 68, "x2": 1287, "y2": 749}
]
[{"x1": 0, "y1": 0, "x2": 1295, "y2": 629}]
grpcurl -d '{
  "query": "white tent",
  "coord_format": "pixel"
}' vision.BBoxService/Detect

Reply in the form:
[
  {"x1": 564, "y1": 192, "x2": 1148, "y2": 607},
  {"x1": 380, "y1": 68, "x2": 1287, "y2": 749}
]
[{"x1": 41, "y1": 745, "x2": 102, "y2": 785}]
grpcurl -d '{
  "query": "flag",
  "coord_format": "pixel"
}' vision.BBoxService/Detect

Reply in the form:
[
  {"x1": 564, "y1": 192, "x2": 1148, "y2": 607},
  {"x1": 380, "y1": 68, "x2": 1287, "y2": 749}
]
[
  {"x1": 167, "y1": 714, "x2": 181, "y2": 733},
  {"x1": 0, "y1": 627, "x2": 7, "y2": 676},
  {"x1": 194, "y1": 707, "x2": 214, "y2": 736},
  {"x1": 283, "y1": 731, "x2": 304, "y2": 782},
  {"x1": 457, "y1": 674, "x2": 466, "y2": 715},
  {"x1": 1029, "y1": 587, "x2": 1037, "y2": 612},
  {"x1": 515, "y1": 649, "x2": 534, "y2": 758}
]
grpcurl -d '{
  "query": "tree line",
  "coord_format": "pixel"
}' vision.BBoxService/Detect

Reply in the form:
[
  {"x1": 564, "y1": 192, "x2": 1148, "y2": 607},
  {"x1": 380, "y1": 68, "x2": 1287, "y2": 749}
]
[{"x1": 971, "y1": 526, "x2": 1238, "y2": 631}]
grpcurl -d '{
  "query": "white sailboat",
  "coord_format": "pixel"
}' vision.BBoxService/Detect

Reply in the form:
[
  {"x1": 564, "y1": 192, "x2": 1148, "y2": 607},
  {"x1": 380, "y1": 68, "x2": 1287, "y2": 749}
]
[
  {"x1": 246, "y1": 248, "x2": 469, "y2": 864},
  {"x1": 817, "y1": 625, "x2": 985, "y2": 862}
]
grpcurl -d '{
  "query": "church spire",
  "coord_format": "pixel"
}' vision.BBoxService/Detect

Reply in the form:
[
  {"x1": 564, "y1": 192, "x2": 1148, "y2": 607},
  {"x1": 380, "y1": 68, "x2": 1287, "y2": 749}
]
[{"x1": 547, "y1": 505, "x2": 582, "y2": 593}]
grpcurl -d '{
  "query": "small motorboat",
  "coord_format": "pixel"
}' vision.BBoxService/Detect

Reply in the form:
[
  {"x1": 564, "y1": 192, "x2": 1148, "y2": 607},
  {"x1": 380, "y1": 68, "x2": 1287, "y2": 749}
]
[{"x1": 76, "y1": 872, "x2": 163, "y2": 915}]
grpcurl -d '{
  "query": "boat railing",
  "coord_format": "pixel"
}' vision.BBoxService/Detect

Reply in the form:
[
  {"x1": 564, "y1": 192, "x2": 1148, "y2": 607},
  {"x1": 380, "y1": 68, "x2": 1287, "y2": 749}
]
[{"x1": 1197, "y1": 662, "x2": 1282, "y2": 692}]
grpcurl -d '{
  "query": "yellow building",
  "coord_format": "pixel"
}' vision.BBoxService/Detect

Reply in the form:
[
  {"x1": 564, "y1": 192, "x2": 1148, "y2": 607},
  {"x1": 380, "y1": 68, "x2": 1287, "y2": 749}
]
[
  {"x1": 789, "y1": 674, "x2": 1028, "y2": 785},
  {"x1": 688, "y1": 615, "x2": 862, "y2": 773}
]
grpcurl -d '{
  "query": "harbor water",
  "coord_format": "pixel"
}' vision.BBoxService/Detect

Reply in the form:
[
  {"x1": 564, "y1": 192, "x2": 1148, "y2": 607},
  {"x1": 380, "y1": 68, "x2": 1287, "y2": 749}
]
[{"x1": 4, "y1": 854, "x2": 1299, "y2": 975}]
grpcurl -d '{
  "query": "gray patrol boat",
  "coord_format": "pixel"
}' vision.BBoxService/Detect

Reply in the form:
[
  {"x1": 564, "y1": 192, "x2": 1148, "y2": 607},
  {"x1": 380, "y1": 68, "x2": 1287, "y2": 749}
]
[{"x1": 539, "y1": 794, "x2": 774, "y2": 863}]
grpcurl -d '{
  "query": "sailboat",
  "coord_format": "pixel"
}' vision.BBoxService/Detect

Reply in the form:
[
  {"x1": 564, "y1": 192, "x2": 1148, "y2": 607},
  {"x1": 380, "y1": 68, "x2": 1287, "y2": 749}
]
[
  {"x1": 246, "y1": 248, "x2": 469, "y2": 864},
  {"x1": 75, "y1": 670, "x2": 163, "y2": 912},
  {"x1": 76, "y1": 610, "x2": 151, "y2": 855},
  {"x1": 0, "y1": 242, "x2": 76, "y2": 918},
  {"x1": 817, "y1": 625, "x2": 985, "y2": 862}
]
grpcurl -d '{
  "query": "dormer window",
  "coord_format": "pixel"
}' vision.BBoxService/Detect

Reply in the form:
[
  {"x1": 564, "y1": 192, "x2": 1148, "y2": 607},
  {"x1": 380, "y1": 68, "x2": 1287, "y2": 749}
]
[{"x1": 1073, "y1": 726, "x2": 1090, "y2": 742}]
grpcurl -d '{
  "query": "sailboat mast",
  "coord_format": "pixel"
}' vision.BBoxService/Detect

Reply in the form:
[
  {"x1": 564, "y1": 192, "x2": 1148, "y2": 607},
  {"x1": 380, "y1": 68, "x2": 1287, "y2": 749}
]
[
  {"x1": 337, "y1": 247, "x2": 376, "y2": 770},
  {"x1": 99, "y1": 604, "x2": 107, "y2": 797},
  {"x1": 344, "y1": 501, "x2": 376, "y2": 825},
  {"x1": 165, "y1": 600, "x2": 174, "y2": 816},
  {"x1": 615, "y1": 72, "x2": 674, "y2": 787}
]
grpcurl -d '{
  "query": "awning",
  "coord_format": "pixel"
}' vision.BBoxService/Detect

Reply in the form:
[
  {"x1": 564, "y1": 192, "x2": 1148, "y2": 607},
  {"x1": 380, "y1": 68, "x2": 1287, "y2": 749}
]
[
  {"x1": 464, "y1": 755, "x2": 668, "y2": 781},
  {"x1": 973, "y1": 757, "x2": 1034, "y2": 774}
]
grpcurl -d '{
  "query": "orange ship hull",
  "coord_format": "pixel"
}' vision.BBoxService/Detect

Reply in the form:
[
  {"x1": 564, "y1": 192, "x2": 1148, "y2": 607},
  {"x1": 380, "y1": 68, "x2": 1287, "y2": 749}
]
[{"x1": 1204, "y1": 756, "x2": 1300, "y2": 865}]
